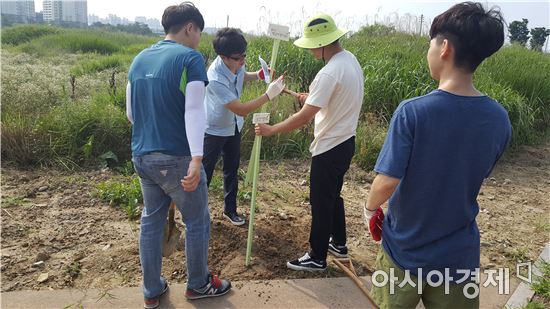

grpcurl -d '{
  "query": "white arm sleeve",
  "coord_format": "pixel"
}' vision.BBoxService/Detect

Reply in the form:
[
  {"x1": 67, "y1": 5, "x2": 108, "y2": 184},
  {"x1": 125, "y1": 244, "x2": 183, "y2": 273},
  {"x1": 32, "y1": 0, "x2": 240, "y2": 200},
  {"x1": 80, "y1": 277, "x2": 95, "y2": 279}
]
[
  {"x1": 126, "y1": 82, "x2": 133, "y2": 124},
  {"x1": 185, "y1": 81, "x2": 206, "y2": 157}
]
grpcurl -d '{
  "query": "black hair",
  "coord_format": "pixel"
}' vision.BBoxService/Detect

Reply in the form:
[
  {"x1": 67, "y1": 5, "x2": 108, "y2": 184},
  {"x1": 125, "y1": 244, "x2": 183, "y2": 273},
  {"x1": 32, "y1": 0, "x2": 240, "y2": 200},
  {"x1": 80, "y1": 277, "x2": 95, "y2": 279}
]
[
  {"x1": 162, "y1": 2, "x2": 204, "y2": 35},
  {"x1": 212, "y1": 27, "x2": 247, "y2": 56},
  {"x1": 429, "y1": 1, "x2": 504, "y2": 72}
]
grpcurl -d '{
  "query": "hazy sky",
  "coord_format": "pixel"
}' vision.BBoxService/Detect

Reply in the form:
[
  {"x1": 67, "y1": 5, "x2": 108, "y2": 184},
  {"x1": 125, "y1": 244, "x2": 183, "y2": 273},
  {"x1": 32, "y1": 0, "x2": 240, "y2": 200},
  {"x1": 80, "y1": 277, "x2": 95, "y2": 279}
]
[{"x1": 35, "y1": 0, "x2": 549, "y2": 39}]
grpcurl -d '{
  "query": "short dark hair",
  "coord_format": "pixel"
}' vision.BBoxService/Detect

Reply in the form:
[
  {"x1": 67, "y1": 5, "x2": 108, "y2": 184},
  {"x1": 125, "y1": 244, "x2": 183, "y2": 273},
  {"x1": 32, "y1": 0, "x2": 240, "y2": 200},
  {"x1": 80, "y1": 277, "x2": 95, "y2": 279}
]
[
  {"x1": 429, "y1": 1, "x2": 504, "y2": 72},
  {"x1": 162, "y1": 2, "x2": 204, "y2": 35},
  {"x1": 213, "y1": 28, "x2": 247, "y2": 56}
]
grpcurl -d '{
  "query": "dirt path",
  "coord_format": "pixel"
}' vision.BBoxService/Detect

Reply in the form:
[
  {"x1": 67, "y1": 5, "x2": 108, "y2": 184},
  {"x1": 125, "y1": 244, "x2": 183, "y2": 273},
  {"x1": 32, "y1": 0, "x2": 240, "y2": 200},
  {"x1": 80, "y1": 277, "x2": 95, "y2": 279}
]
[{"x1": 1, "y1": 143, "x2": 549, "y2": 292}]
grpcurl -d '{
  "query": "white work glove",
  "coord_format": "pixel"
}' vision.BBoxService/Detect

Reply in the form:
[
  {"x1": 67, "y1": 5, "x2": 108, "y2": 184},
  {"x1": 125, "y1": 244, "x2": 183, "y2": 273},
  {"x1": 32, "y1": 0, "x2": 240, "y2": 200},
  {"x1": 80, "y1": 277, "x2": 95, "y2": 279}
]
[{"x1": 265, "y1": 75, "x2": 285, "y2": 100}]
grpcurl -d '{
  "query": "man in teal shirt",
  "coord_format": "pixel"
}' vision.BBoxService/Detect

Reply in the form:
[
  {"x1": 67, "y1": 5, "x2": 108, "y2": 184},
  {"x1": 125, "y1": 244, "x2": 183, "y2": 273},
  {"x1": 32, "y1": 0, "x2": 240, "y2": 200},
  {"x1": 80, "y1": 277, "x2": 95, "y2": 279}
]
[{"x1": 127, "y1": 3, "x2": 231, "y2": 308}]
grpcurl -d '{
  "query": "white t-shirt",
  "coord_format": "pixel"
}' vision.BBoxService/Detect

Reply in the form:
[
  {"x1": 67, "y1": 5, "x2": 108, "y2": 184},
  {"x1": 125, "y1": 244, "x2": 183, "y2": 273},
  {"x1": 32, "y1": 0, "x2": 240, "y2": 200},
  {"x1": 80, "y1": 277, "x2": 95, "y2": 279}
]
[{"x1": 305, "y1": 50, "x2": 364, "y2": 156}]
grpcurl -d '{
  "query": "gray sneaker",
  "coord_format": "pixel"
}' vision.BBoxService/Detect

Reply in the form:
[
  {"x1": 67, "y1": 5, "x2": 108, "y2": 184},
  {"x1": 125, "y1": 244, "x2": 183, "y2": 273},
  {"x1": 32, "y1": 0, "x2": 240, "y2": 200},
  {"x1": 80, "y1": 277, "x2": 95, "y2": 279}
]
[
  {"x1": 185, "y1": 273, "x2": 231, "y2": 300},
  {"x1": 223, "y1": 212, "x2": 245, "y2": 226}
]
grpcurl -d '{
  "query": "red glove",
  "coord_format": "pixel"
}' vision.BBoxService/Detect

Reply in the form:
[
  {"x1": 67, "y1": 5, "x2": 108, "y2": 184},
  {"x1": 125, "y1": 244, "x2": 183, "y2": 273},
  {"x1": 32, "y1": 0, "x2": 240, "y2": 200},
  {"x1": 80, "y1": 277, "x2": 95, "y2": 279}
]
[
  {"x1": 257, "y1": 68, "x2": 275, "y2": 81},
  {"x1": 364, "y1": 207, "x2": 384, "y2": 241}
]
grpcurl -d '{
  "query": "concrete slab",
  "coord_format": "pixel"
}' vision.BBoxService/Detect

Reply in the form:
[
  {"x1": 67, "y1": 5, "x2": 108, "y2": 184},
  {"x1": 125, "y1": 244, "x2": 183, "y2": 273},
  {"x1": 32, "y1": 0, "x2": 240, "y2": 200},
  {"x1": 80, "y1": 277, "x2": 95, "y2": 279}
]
[
  {"x1": 1, "y1": 276, "x2": 377, "y2": 309},
  {"x1": 505, "y1": 241, "x2": 550, "y2": 309},
  {"x1": 1, "y1": 272, "x2": 520, "y2": 309}
]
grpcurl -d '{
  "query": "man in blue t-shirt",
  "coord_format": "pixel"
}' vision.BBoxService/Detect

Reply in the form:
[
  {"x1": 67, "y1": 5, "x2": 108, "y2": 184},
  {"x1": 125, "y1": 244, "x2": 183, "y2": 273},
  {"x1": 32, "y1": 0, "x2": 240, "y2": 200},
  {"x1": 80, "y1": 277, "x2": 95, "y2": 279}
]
[
  {"x1": 126, "y1": 3, "x2": 230, "y2": 308},
  {"x1": 363, "y1": 2, "x2": 512, "y2": 308}
]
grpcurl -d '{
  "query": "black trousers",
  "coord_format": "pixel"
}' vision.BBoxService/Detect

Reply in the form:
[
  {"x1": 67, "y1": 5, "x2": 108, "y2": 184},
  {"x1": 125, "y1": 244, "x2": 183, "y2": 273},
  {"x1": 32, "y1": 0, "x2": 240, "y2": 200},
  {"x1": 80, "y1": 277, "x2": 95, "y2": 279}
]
[
  {"x1": 202, "y1": 126, "x2": 241, "y2": 215},
  {"x1": 309, "y1": 137, "x2": 355, "y2": 261}
]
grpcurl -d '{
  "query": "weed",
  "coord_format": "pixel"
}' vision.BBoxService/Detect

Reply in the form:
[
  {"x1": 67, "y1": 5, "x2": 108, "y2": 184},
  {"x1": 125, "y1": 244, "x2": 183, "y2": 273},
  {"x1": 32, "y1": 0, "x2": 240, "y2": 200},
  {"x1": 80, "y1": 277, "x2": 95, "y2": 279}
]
[
  {"x1": 1, "y1": 196, "x2": 26, "y2": 208},
  {"x1": 96, "y1": 177, "x2": 142, "y2": 220},
  {"x1": 96, "y1": 288, "x2": 117, "y2": 303},
  {"x1": 508, "y1": 246, "x2": 531, "y2": 263},
  {"x1": 238, "y1": 190, "x2": 252, "y2": 203},
  {"x1": 534, "y1": 218, "x2": 550, "y2": 233},
  {"x1": 2, "y1": 25, "x2": 549, "y2": 169},
  {"x1": 116, "y1": 161, "x2": 135, "y2": 176},
  {"x1": 65, "y1": 261, "x2": 81, "y2": 279}
]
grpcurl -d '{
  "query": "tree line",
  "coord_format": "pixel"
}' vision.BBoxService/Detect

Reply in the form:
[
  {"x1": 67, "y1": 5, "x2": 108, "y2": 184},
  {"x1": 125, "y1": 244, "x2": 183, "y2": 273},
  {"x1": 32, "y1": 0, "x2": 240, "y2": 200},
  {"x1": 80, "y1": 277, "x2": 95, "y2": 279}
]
[{"x1": 509, "y1": 19, "x2": 550, "y2": 52}]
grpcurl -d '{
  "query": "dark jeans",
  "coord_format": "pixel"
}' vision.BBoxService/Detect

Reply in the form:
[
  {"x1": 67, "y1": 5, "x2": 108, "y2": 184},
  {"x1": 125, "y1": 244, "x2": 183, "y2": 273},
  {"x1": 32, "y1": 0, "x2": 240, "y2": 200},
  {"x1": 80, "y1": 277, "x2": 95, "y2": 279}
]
[
  {"x1": 203, "y1": 127, "x2": 241, "y2": 215},
  {"x1": 309, "y1": 137, "x2": 355, "y2": 261}
]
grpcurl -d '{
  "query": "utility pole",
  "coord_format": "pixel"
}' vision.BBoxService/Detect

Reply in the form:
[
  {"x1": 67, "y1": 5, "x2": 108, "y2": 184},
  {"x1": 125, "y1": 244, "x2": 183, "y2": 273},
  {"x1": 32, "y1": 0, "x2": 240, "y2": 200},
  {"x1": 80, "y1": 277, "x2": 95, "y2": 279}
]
[
  {"x1": 226, "y1": 15, "x2": 229, "y2": 27},
  {"x1": 419, "y1": 14, "x2": 424, "y2": 36}
]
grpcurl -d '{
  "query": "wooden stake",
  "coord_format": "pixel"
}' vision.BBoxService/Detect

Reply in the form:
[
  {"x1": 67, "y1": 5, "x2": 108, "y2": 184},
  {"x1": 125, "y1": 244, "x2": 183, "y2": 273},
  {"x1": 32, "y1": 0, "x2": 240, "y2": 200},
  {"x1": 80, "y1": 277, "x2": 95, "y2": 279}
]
[{"x1": 333, "y1": 258, "x2": 378, "y2": 308}]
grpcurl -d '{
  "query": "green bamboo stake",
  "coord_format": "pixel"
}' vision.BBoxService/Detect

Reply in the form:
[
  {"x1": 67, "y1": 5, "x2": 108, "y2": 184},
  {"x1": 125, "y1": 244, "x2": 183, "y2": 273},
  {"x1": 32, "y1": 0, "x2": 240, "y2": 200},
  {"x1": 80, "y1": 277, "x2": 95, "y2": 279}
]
[
  {"x1": 244, "y1": 24, "x2": 289, "y2": 266},
  {"x1": 244, "y1": 39, "x2": 281, "y2": 188},
  {"x1": 245, "y1": 134, "x2": 262, "y2": 266}
]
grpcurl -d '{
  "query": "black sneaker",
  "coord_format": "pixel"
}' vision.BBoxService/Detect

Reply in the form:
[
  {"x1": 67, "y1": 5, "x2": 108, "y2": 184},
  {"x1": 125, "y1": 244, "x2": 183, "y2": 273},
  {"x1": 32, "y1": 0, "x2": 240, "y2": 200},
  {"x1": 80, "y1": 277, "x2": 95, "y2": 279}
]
[
  {"x1": 287, "y1": 252, "x2": 327, "y2": 272},
  {"x1": 223, "y1": 212, "x2": 245, "y2": 226},
  {"x1": 328, "y1": 237, "x2": 348, "y2": 258},
  {"x1": 185, "y1": 273, "x2": 231, "y2": 300}
]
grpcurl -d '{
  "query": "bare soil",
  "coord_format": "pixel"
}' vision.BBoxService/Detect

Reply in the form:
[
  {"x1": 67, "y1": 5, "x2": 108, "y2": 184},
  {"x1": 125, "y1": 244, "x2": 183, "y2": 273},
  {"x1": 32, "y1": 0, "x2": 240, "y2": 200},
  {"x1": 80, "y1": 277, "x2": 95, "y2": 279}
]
[{"x1": 1, "y1": 143, "x2": 549, "y2": 292}]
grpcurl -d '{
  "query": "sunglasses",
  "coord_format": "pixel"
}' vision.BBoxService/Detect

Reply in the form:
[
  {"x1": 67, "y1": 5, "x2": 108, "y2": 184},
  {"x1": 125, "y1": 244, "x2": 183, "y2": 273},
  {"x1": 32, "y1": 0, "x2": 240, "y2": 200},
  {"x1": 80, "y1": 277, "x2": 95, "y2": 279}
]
[{"x1": 229, "y1": 53, "x2": 246, "y2": 61}]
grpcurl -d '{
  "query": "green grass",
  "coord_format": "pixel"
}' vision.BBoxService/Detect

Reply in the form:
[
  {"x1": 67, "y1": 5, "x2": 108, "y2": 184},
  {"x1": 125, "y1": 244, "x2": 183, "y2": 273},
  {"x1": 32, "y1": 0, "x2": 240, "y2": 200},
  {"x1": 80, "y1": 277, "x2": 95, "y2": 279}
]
[
  {"x1": 1, "y1": 24, "x2": 60, "y2": 45},
  {"x1": 522, "y1": 261, "x2": 550, "y2": 309},
  {"x1": 479, "y1": 45, "x2": 550, "y2": 133},
  {"x1": 532, "y1": 261, "x2": 550, "y2": 300},
  {"x1": 4, "y1": 26, "x2": 157, "y2": 56},
  {"x1": 70, "y1": 54, "x2": 133, "y2": 77},
  {"x1": 1, "y1": 24, "x2": 549, "y2": 170},
  {"x1": 521, "y1": 302, "x2": 547, "y2": 309}
]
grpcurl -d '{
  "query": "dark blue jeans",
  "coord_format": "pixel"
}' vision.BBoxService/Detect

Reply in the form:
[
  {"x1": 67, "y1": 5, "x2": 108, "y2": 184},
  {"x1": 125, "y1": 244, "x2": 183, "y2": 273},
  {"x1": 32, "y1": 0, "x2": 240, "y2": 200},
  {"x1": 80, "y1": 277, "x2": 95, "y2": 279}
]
[{"x1": 202, "y1": 127, "x2": 241, "y2": 215}]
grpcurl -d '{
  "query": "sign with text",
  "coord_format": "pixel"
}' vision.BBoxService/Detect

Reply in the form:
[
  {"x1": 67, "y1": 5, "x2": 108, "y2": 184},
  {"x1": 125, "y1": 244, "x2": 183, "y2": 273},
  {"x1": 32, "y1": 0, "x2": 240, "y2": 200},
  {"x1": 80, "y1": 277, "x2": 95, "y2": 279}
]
[
  {"x1": 267, "y1": 23, "x2": 290, "y2": 41},
  {"x1": 252, "y1": 113, "x2": 270, "y2": 124}
]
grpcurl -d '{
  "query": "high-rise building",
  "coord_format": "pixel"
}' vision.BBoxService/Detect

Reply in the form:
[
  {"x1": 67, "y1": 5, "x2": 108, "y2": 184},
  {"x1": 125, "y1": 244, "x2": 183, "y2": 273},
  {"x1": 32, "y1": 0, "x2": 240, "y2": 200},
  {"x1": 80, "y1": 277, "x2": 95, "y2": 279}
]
[
  {"x1": 135, "y1": 16, "x2": 162, "y2": 33},
  {"x1": 61, "y1": 1, "x2": 87, "y2": 25},
  {"x1": 42, "y1": 0, "x2": 61, "y2": 23},
  {"x1": 1, "y1": 0, "x2": 36, "y2": 23},
  {"x1": 43, "y1": 0, "x2": 87, "y2": 26}
]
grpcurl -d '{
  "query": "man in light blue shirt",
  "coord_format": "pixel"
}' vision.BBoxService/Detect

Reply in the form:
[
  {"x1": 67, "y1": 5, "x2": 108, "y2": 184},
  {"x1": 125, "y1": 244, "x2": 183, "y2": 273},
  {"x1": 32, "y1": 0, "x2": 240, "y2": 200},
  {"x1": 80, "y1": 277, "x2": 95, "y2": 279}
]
[{"x1": 203, "y1": 28, "x2": 284, "y2": 225}]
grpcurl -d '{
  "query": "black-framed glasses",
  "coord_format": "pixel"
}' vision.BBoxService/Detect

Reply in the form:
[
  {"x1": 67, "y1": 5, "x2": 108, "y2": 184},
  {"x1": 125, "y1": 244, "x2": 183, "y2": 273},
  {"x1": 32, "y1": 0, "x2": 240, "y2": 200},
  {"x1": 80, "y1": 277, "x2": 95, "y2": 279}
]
[{"x1": 229, "y1": 53, "x2": 246, "y2": 61}]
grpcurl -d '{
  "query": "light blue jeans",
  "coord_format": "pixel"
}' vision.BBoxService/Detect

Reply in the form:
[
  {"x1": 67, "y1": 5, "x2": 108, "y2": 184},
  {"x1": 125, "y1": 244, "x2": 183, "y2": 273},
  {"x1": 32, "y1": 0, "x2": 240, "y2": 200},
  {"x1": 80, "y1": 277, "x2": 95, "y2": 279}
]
[{"x1": 133, "y1": 153, "x2": 210, "y2": 298}]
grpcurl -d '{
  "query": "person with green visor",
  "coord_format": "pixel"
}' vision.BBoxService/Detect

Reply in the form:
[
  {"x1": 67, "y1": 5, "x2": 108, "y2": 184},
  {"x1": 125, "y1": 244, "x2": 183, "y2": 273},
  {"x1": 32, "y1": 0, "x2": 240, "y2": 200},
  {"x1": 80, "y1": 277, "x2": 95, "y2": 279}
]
[{"x1": 255, "y1": 13, "x2": 364, "y2": 271}]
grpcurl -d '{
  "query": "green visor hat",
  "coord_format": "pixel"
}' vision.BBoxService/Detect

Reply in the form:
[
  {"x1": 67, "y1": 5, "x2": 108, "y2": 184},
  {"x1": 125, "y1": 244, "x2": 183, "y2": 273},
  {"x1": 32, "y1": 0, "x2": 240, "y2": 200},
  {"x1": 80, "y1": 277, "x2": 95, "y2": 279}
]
[{"x1": 294, "y1": 13, "x2": 349, "y2": 49}]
